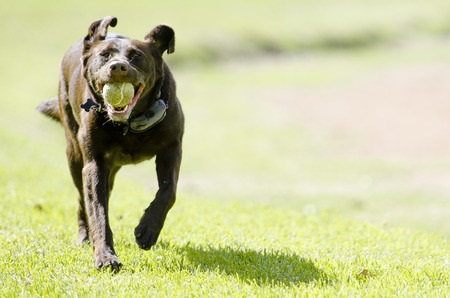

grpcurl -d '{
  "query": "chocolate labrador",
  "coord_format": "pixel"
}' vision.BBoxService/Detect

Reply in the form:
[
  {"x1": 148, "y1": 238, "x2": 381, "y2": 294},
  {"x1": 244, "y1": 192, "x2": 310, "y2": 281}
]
[{"x1": 37, "y1": 16, "x2": 184, "y2": 271}]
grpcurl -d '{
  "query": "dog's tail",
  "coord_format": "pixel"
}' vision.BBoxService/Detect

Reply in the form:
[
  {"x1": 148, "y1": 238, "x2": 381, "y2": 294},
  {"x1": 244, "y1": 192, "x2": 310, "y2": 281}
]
[{"x1": 37, "y1": 98, "x2": 61, "y2": 122}]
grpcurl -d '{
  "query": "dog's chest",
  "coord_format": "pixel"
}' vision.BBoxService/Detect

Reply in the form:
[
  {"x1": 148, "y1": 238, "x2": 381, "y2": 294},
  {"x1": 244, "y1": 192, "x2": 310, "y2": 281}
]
[{"x1": 105, "y1": 135, "x2": 161, "y2": 166}]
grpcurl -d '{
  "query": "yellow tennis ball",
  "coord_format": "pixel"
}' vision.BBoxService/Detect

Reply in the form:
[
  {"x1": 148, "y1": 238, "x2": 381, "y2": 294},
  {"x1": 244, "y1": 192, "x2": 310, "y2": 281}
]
[{"x1": 103, "y1": 82, "x2": 134, "y2": 107}]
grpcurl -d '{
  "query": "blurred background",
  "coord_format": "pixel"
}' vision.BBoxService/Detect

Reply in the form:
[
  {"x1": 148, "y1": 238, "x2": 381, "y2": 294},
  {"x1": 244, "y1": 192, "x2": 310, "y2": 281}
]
[{"x1": 1, "y1": 0, "x2": 450, "y2": 235}]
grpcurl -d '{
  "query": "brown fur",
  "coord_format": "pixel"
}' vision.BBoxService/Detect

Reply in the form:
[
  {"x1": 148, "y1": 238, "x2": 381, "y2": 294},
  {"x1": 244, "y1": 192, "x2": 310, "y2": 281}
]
[{"x1": 37, "y1": 16, "x2": 184, "y2": 271}]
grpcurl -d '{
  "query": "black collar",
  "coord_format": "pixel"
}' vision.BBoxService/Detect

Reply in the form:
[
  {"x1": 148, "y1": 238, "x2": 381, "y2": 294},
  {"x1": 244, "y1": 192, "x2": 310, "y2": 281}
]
[{"x1": 80, "y1": 95, "x2": 168, "y2": 135}]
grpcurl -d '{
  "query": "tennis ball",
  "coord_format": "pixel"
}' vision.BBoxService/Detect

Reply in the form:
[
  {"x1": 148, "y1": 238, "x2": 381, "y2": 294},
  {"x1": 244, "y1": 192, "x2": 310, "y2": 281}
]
[{"x1": 103, "y1": 82, "x2": 134, "y2": 107}]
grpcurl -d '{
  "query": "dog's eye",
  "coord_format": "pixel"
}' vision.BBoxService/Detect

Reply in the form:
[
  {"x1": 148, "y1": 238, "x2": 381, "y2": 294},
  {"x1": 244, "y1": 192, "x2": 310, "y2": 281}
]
[
  {"x1": 101, "y1": 52, "x2": 111, "y2": 60},
  {"x1": 130, "y1": 53, "x2": 142, "y2": 61}
]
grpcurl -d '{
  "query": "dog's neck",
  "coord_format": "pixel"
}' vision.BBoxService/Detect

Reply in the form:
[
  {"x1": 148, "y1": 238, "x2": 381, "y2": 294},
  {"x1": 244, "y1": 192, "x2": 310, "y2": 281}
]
[{"x1": 80, "y1": 87, "x2": 168, "y2": 135}]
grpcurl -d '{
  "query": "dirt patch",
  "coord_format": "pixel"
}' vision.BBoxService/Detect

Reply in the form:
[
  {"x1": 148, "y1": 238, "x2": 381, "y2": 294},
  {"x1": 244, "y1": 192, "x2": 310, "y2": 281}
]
[{"x1": 270, "y1": 63, "x2": 450, "y2": 159}]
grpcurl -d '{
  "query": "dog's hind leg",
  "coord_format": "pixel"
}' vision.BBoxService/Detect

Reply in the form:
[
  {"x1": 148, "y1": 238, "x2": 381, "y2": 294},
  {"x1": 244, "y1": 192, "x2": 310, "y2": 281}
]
[
  {"x1": 70, "y1": 152, "x2": 89, "y2": 246},
  {"x1": 58, "y1": 84, "x2": 90, "y2": 246},
  {"x1": 63, "y1": 128, "x2": 89, "y2": 246}
]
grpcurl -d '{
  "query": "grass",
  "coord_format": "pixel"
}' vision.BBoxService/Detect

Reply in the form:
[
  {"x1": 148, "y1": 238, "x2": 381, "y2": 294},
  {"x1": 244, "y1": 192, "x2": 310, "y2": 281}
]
[
  {"x1": 1, "y1": 186, "x2": 449, "y2": 296},
  {"x1": 1, "y1": 0, "x2": 450, "y2": 296},
  {"x1": 3, "y1": 0, "x2": 450, "y2": 65}
]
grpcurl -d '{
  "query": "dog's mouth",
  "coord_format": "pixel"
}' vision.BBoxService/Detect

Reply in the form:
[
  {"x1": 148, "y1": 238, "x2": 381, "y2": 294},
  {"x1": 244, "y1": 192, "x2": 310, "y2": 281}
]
[{"x1": 99, "y1": 82, "x2": 145, "y2": 123}]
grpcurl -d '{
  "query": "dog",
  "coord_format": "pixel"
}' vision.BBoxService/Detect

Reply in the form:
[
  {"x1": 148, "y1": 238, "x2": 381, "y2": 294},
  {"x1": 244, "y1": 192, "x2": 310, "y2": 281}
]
[{"x1": 37, "y1": 16, "x2": 184, "y2": 271}]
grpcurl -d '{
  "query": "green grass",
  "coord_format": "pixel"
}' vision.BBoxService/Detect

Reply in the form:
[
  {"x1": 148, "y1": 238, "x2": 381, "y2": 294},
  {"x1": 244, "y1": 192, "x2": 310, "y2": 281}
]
[
  {"x1": 1, "y1": 182, "x2": 449, "y2": 296},
  {"x1": 1, "y1": 0, "x2": 450, "y2": 296},
  {"x1": 3, "y1": 0, "x2": 450, "y2": 65}
]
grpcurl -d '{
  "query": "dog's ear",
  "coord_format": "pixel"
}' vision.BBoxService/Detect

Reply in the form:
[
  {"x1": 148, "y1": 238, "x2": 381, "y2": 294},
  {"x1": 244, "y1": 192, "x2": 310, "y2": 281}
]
[
  {"x1": 145, "y1": 25, "x2": 175, "y2": 55},
  {"x1": 83, "y1": 16, "x2": 118, "y2": 53}
]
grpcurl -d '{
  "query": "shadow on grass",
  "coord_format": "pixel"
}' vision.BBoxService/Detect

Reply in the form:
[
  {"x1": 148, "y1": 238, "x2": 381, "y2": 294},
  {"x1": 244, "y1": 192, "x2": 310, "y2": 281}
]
[{"x1": 165, "y1": 243, "x2": 329, "y2": 287}]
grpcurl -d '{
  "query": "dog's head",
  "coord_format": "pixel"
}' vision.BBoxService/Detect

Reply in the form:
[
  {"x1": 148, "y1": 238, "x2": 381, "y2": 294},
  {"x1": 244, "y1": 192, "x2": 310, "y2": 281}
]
[{"x1": 81, "y1": 16, "x2": 174, "y2": 123}]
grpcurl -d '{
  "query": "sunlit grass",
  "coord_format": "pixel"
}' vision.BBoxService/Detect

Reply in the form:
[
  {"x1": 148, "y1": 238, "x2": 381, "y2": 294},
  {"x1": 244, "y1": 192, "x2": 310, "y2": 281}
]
[{"x1": 1, "y1": 185, "x2": 449, "y2": 296}]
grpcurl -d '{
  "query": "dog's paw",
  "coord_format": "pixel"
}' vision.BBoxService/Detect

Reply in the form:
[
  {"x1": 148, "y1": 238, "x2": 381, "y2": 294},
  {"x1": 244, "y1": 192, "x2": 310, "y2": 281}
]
[
  {"x1": 77, "y1": 230, "x2": 90, "y2": 246},
  {"x1": 134, "y1": 224, "x2": 161, "y2": 250},
  {"x1": 94, "y1": 252, "x2": 122, "y2": 273}
]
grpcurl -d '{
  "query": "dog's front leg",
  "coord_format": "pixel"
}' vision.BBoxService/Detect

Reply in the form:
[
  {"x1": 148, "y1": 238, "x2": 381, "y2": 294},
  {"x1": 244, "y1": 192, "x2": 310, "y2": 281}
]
[
  {"x1": 135, "y1": 142, "x2": 182, "y2": 250},
  {"x1": 82, "y1": 160, "x2": 122, "y2": 271}
]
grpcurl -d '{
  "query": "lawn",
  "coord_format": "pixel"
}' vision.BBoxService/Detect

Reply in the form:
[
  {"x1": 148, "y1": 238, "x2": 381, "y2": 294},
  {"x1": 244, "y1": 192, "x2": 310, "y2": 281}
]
[
  {"x1": 1, "y1": 192, "x2": 449, "y2": 296},
  {"x1": 1, "y1": 0, "x2": 450, "y2": 296}
]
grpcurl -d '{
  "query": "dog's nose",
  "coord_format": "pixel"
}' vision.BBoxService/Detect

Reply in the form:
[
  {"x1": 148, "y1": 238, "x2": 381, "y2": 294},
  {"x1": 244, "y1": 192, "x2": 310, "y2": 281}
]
[{"x1": 109, "y1": 61, "x2": 129, "y2": 76}]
